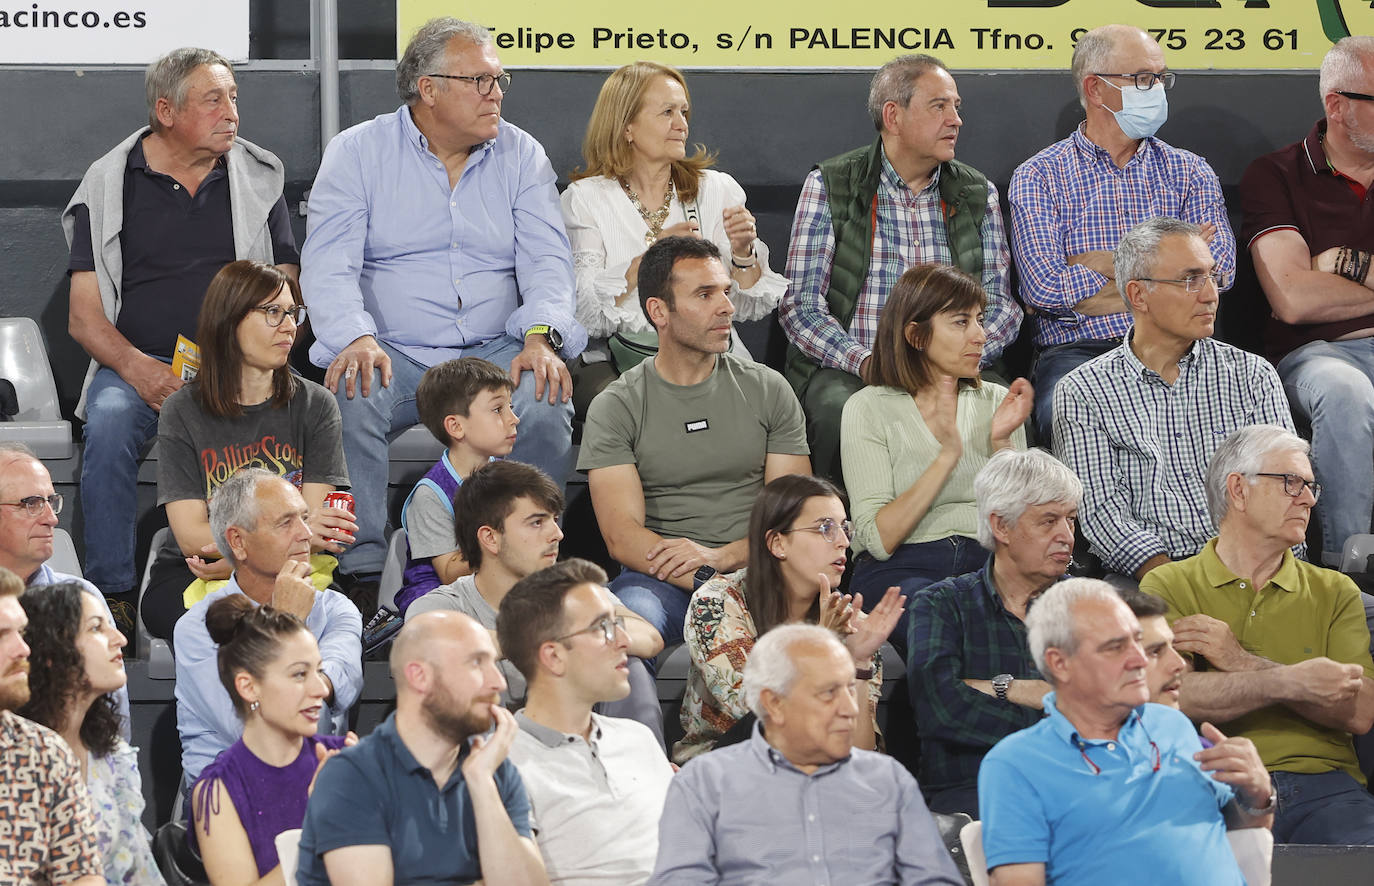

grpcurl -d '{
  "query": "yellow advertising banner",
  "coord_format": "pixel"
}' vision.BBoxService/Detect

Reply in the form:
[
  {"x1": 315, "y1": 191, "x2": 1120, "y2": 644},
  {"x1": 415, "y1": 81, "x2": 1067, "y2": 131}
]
[{"x1": 398, "y1": 0, "x2": 1369, "y2": 69}]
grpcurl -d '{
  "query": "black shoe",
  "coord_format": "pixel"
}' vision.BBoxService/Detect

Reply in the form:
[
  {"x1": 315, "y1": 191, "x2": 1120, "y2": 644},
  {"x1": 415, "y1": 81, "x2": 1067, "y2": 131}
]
[
  {"x1": 105, "y1": 596, "x2": 138, "y2": 638},
  {"x1": 335, "y1": 572, "x2": 380, "y2": 624}
]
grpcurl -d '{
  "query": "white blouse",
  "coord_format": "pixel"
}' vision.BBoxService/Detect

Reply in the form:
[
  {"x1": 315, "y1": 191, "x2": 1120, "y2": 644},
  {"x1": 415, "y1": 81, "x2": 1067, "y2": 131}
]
[{"x1": 560, "y1": 170, "x2": 789, "y2": 340}]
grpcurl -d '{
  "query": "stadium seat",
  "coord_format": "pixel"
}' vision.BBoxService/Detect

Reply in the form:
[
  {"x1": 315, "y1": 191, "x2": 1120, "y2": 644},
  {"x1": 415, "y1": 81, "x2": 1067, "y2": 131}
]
[{"x1": 0, "y1": 317, "x2": 72, "y2": 458}]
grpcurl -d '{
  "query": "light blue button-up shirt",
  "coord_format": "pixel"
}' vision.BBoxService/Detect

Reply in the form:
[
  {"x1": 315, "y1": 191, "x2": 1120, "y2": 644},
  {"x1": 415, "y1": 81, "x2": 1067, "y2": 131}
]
[
  {"x1": 301, "y1": 105, "x2": 585, "y2": 368},
  {"x1": 27, "y1": 563, "x2": 131, "y2": 740},
  {"x1": 173, "y1": 575, "x2": 363, "y2": 784}
]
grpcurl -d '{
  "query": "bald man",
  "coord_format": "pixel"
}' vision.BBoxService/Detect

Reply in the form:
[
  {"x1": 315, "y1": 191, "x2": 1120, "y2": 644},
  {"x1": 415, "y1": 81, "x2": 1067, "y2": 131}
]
[{"x1": 298, "y1": 611, "x2": 548, "y2": 886}]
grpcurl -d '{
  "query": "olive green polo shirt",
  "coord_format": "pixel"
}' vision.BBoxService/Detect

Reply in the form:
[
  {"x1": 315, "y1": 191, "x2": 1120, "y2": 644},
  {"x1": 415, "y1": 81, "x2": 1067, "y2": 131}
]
[{"x1": 1142, "y1": 539, "x2": 1373, "y2": 783}]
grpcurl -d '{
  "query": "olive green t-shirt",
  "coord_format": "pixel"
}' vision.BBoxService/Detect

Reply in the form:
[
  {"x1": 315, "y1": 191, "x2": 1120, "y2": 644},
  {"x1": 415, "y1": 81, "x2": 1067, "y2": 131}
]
[
  {"x1": 577, "y1": 354, "x2": 808, "y2": 548},
  {"x1": 1143, "y1": 539, "x2": 1374, "y2": 783}
]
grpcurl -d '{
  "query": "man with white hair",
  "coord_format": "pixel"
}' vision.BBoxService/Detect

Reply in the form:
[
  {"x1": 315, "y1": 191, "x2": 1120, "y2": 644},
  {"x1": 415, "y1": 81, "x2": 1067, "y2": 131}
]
[
  {"x1": 1053, "y1": 216, "x2": 1292, "y2": 584},
  {"x1": 174, "y1": 468, "x2": 363, "y2": 785},
  {"x1": 979, "y1": 578, "x2": 1273, "y2": 886},
  {"x1": 651, "y1": 624, "x2": 963, "y2": 885},
  {"x1": 1241, "y1": 35, "x2": 1374, "y2": 565},
  {"x1": 906, "y1": 447, "x2": 1079, "y2": 815},
  {"x1": 1010, "y1": 24, "x2": 1234, "y2": 443},
  {"x1": 1142, "y1": 424, "x2": 1374, "y2": 844}
]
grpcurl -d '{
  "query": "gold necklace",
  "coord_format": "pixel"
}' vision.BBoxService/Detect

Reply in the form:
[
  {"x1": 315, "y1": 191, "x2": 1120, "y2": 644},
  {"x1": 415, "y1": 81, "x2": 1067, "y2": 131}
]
[{"x1": 622, "y1": 178, "x2": 674, "y2": 247}]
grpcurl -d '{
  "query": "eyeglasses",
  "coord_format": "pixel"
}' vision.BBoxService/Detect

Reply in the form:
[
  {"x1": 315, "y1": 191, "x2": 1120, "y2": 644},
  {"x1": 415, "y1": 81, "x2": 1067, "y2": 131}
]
[
  {"x1": 425, "y1": 72, "x2": 511, "y2": 97},
  {"x1": 778, "y1": 517, "x2": 854, "y2": 545},
  {"x1": 1095, "y1": 71, "x2": 1176, "y2": 90},
  {"x1": 1135, "y1": 269, "x2": 1233, "y2": 293},
  {"x1": 250, "y1": 304, "x2": 307, "y2": 327},
  {"x1": 1253, "y1": 472, "x2": 1322, "y2": 502},
  {"x1": 552, "y1": 614, "x2": 626, "y2": 646},
  {"x1": 1336, "y1": 90, "x2": 1374, "y2": 102},
  {"x1": 1073, "y1": 712, "x2": 1161, "y2": 776},
  {"x1": 0, "y1": 493, "x2": 62, "y2": 517}
]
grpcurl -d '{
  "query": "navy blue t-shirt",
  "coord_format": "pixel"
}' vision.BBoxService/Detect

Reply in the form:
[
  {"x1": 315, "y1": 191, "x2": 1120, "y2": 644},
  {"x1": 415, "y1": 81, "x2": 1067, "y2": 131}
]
[
  {"x1": 296, "y1": 713, "x2": 532, "y2": 885},
  {"x1": 68, "y1": 134, "x2": 298, "y2": 360}
]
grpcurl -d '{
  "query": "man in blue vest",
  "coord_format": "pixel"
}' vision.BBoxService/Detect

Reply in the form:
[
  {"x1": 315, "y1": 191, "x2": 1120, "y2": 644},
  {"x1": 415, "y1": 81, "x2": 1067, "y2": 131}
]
[{"x1": 781, "y1": 54, "x2": 1022, "y2": 484}]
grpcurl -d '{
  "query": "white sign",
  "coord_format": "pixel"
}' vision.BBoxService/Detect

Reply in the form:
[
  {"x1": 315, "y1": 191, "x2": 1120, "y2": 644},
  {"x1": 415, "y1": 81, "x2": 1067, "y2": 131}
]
[{"x1": 0, "y1": 0, "x2": 248, "y2": 64}]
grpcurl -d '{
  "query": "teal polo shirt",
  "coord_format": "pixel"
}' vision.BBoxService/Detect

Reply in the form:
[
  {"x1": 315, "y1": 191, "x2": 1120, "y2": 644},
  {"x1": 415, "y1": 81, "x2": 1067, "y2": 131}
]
[
  {"x1": 978, "y1": 694, "x2": 1241, "y2": 886},
  {"x1": 297, "y1": 713, "x2": 531, "y2": 884}
]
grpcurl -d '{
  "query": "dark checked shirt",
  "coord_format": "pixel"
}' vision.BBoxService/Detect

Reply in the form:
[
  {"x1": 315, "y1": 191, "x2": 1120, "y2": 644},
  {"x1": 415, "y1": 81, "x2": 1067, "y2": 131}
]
[{"x1": 907, "y1": 558, "x2": 1046, "y2": 795}]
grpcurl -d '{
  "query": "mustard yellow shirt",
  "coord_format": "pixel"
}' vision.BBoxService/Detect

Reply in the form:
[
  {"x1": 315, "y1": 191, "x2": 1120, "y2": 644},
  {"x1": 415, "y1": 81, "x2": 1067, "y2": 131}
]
[{"x1": 1142, "y1": 539, "x2": 1373, "y2": 783}]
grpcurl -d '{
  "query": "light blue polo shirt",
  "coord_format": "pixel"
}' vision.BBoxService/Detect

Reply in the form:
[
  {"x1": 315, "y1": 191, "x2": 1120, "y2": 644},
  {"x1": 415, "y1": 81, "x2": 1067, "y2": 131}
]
[{"x1": 978, "y1": 694, "x2": 1243, "y2": 886}]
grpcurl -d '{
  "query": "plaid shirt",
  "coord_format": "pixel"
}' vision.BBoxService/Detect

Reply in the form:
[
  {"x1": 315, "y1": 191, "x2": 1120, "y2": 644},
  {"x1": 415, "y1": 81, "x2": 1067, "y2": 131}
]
[
  {"x1": 1009, "y1": 126, "x2": 1235, "y2": 347},
  {"x1": 781, "y1": 153, "x2": 1021, "y2": 377},
  {"x1": 907, "y1": 557, "x2": 1045, "y2": 795},
  {"x1": 1052, "y1": 334, "x2": 1295, "y2": 575}
]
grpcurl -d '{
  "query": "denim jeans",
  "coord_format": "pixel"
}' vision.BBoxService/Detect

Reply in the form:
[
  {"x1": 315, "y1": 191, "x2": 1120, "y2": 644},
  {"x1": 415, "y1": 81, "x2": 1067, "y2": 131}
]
[
  {"x1": 81, "y1": 367, "x2": 161, "y2": 595},
  {"x1": 1272, "y1": 769, "x2": 1374, "y2": 844},
  {"x1": 852, "y1": 535, "x2": 989, "y2": 660},
  {"x1": 1030, "y1": 339, "x2": 1121, "y2": 447},
  {"x1": 334, "y1": 336, "x2": 574, "y2": 576},
  {"x1": 1276, "y1": 336, "x2": 1374, "y2": 563},
  {"x1": 609, "y1": 568, "x2": 692, "y2": 650}
]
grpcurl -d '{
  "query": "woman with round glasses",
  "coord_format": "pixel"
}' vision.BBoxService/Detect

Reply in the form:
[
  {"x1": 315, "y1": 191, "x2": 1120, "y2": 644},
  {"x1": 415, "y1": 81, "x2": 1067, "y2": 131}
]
[
  {"x1": 676, "y1": 473, "x2": 904, "y2": 763},
  {"x1": 191, "y1": 595, "x2": 353, "y2": 885},
  {"x1": 141, "y1": 260, "x2": 354, "y2": 639},
  {"x1": 17, "y1": 580, "x2": 165, "y2": 886},
  {"x1": 841, "y1": 264, "x2": 1031, "y2": 645},
  {"x1": 560, "y1": 61, "x2": 788, "y2": 414}
]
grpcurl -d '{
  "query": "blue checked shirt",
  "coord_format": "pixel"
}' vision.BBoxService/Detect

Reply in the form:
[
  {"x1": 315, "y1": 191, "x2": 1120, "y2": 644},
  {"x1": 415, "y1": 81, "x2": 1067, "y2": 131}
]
[
  {"x1": 907, "y1": 557, "x2": 1047, "y2": 795},
  {"x1": 1052, "y1": 334, "x2": 1295, "y2": 576},
  {"x1": 1010, "y1": 127, "x2": 1235, "y2": 348},
  {"x1": 781, "y1": 153, "x2": 1022, "y2": 377}
]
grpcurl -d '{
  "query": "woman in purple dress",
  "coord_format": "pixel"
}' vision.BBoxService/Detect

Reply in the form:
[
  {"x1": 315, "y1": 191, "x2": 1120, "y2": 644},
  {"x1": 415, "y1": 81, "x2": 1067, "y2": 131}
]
[{"x1": 191, "y1": 595, "x2": 355, "y2": 885}]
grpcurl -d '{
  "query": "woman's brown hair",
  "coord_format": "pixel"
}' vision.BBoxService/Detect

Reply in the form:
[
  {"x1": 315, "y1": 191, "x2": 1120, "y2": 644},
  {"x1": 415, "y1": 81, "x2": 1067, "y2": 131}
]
[
  {"x1": 193, "y1": 260, "x2": 301, "y2": 418},
  {"x1": 569, "y1": 61, "x2": 715, "y2": 204},
  {"x1": 864, "y1": 263, "x2": 987, "y2": 395},
  {"x1": 745, "y1": 474, "x2": 845, "y2": 637}
]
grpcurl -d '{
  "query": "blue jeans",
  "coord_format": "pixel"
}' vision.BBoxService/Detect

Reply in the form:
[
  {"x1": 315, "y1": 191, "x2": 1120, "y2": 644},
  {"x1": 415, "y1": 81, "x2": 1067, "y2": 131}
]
[
  {"x1": 334, "y1": 336, "x2": 574, "y2": 575},
  {"x1": 609, "y1": 569, "x2": 691, "y2": 649},
  {"x1": 1276, "y1": 337, "x2": 1374, "y2": 563},
  {"x1": 854, "y1": 535, "x2": 989, "y2": 660},
  {"x1": 1272, "y1": 769, "x2": 1374, "y2": 844},
  {"x1": 1030, "y1": 339, "x2": 1121, "y2": 446},
  {"x1": 81, "y1": 367, "x2": 161, "y2": 595}
]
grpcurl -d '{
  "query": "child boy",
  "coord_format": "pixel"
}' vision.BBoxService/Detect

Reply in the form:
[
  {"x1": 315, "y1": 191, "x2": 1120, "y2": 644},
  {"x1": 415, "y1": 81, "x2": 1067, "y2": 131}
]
[{"x1": 396, "y1": 357, "x2": 518, "y2": 613}]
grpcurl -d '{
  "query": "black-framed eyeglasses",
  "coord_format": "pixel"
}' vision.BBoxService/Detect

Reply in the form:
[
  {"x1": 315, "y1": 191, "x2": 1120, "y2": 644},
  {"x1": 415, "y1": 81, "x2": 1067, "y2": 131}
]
[
  {"x1": 1095, "y1": 70, "x2": 1176, "y2": 90},
  {"x1": 1336, "y1": 90, "x2": 1374, "y2": 102},
  {"x1": 779, "y1": 517, "x2": 854, "y2": 545},
  {"x1": 0, "y1": 493, "x2": 62, "y2": 517},
  {"x1": 1253, "y1": 472, "x2": 1322, "y2": 502},
  {"x1": 250, "y1": 304, "x2": 307, "y2": 327},
  {"x1": 425, "y1": 72, "x2": 511, "y2": 97},
  {"x1": 1135, "y1": 269, "x2": 1233, "y2": 293},
  {"x1": 552, "y1": 614, "x2": 626, "y2": 646}
]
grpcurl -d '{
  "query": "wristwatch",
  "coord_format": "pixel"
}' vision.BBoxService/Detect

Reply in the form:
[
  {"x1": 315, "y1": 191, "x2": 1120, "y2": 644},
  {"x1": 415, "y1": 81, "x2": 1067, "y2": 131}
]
[
  {"x1": 1236, "y1": 785, "x2": 1277, "y2": 817},
  {"x1": 525, "y1": 324, "x2": 563, "y2": 351},
  {"x1": 992, "y1": 674, "x2": 1015, "y2": 701},
  {"x1": 693, "y1": 565, "x2": 718, "y2": 590}
]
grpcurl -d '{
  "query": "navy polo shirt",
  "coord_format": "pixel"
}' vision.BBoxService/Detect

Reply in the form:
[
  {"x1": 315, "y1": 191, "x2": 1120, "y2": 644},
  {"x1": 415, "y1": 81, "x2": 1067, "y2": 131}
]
[
  {"x1": 296, "y1": 713, "x2": 531, "y2": 886},
  {"x1": 67, "y1": 134, "x2": 298, "y2": 360}
]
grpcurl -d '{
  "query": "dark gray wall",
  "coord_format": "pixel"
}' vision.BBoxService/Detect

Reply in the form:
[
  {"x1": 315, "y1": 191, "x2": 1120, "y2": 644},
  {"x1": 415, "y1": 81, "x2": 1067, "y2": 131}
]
[{"x1": 0, "y1": 62, "x2": 1320, "y2": 416}]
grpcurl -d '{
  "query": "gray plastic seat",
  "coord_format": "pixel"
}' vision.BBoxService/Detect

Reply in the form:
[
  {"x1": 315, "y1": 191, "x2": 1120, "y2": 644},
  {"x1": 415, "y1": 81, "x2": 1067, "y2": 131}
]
[
  {"x1": 377, "y1": 528, "x2": 408, "y2": 613},
  {"x1": 49, "y1": 528, "x2": 82, "y2": 577},
  {"x1": 0, "y1": 317, "x2": 73, "y2": 458}
]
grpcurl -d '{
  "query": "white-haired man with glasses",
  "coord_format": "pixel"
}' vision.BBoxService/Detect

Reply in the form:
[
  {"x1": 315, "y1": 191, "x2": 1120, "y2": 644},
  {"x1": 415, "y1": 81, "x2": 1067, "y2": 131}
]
[
  {"x1": 498, "y1": 559, "x2": 674, "y2": 886},
  {"x1": 978, "y1": 577, "x2": 1273, "y2": 886},
  {"x1": 1010, "y1": 24, "x2": 1234, "y2": 444},
  {"x1": 0, "y1": 443, "x2": 129, "y2": 735},
  {"x1": 1142, "y1": 425, "x2": 1374, "y2": 844},
  {"x1": 1241, "y1": 35, "x2": 1374, "y2": 567},
  {"x1": 1052, "y1": 216, "x2": 1293, "y2": 586},
  {"x1": 300, "y1": 17, "x2": 584, "y2": 607}
]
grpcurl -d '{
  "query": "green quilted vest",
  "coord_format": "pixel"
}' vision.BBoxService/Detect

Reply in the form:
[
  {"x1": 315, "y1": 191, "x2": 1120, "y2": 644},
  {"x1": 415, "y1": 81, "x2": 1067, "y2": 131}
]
[{"x1": 783, "y1": 137, "x2": 990, "y2": 393}]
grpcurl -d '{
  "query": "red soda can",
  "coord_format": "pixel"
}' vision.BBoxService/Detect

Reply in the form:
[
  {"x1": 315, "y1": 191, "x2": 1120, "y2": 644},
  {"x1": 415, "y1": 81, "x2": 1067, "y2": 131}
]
[{"x1": 324, "y1": 491, "x2": 355, "y2": 514}]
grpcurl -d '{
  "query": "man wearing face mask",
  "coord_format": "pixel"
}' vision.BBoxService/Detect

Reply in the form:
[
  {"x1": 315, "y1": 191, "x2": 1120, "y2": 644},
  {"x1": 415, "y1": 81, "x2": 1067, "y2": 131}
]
[{"x1": 1009, "y1": 24, "x2": 1235, "y2": 444}]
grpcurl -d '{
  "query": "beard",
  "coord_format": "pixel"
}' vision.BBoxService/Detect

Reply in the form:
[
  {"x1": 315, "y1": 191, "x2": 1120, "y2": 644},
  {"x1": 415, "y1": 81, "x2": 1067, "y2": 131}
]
[
  {"x1": 420, "y1": 675, "x2": 498, "y2": 743},
  {"x1": 0, "y1": 664, "x2": 31, "y2": 711}
]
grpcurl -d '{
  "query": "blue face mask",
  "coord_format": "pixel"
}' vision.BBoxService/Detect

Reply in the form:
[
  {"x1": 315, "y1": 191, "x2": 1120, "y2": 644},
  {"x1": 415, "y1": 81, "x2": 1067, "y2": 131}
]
[{"x1": 1100, "y1": 79, "x2": 1168, "y2": 140}]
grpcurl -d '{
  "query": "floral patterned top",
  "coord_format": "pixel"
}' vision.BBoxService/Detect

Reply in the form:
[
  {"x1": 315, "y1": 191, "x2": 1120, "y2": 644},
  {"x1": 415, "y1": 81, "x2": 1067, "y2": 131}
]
[
  {"x1": 675, "y1": 569, "x2": 884, "y2": 764},
  {"x1": 85, "y1": 740, "x2": 166, "y2": 886}
]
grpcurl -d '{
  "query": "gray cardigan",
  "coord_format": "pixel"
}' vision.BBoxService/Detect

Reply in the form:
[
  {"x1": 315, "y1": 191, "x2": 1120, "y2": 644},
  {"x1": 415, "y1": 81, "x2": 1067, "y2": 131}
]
[{"x1": 61, "y1": 128, "x2": 286, "y2": 417}]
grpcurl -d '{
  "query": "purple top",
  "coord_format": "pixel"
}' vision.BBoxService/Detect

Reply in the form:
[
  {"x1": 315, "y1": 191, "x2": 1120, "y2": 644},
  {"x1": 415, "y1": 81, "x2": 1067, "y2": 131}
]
[{"x1": 191, "y1": 734, "x2": 347, "y2": 876}]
